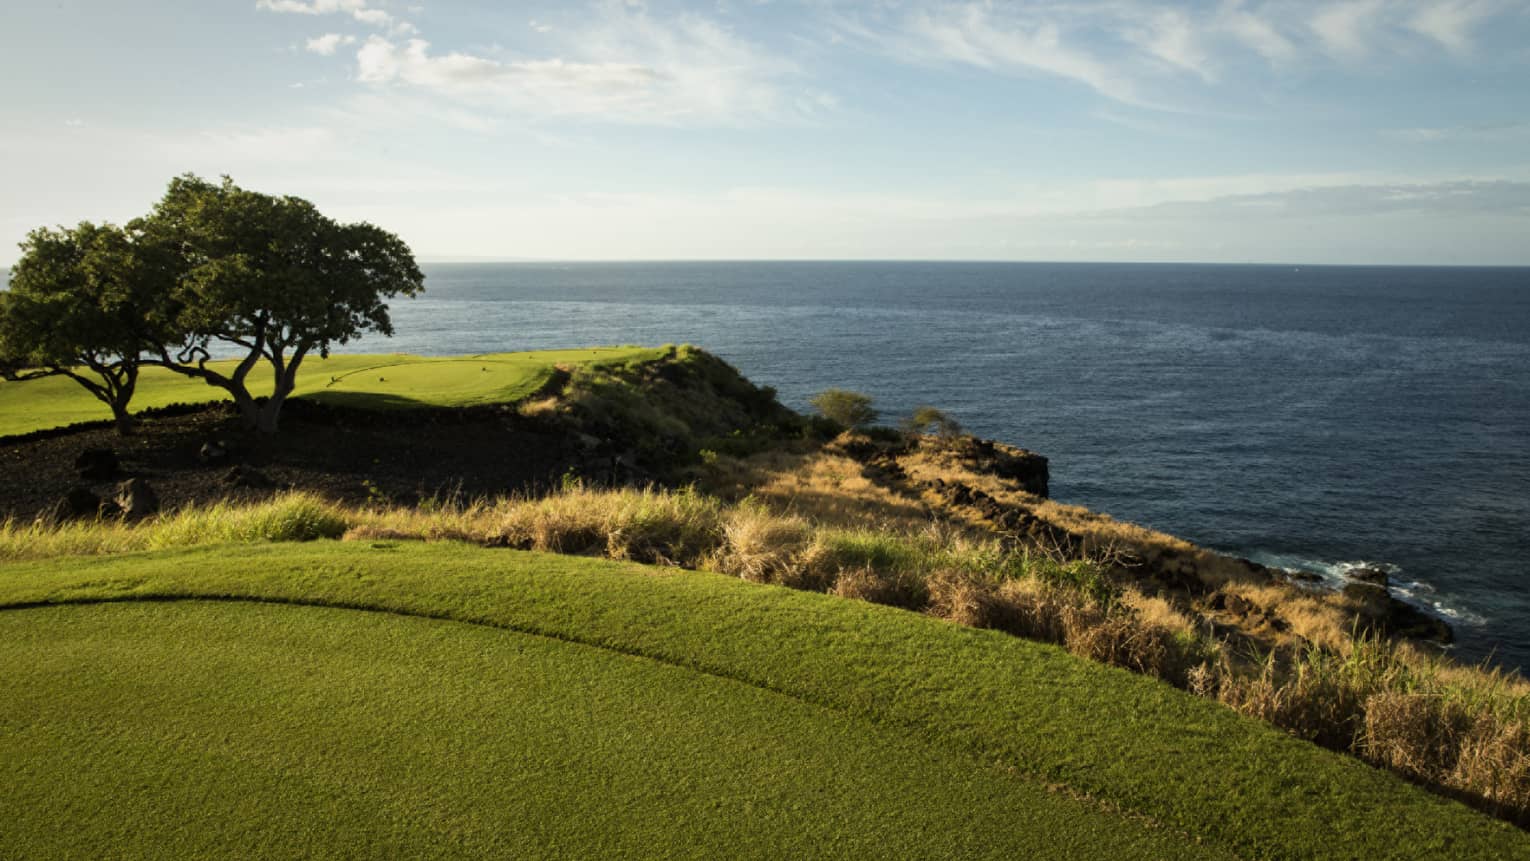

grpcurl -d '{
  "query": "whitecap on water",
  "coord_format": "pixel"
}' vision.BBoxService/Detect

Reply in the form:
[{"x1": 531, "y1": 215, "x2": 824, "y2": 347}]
[{"x1": 1243, "y1": 552, "x2": 1488, "y2": 628}]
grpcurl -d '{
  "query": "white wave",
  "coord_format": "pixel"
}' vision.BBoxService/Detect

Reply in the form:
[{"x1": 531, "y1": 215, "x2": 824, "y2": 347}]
[{"x1": 1242, "y1": 551, "x2": 1488, "y2": 628}]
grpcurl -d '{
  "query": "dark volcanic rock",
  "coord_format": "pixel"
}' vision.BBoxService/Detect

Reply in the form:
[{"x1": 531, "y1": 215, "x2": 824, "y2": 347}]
[
  {"x1": 43, "y1": 486, "x2": 104, "y2": 523},
  {"x1": 222, "y1": 465, "x2": 274, "y2": 489},
  {"x1": 199, "y1": 440, "x2": 230, "y2": 465},
  {"x1": 1345, "y1": 566, "x2": 1390, "y2": 587},
  {"x1": 941, "y1": 437, "x2": 1049, "y2": 497},
  {"x1": 74, "y1": 448, "x2": 119, "y2": 480},
  {"x1": 1281, "y1": 568, "x2": 1325, "y2": 585},
  {"x1": 1345, "y1": 581, "x2": 1452, "y2": 644},
  {"x1": 115, "y1": 478, "x2": 159, "y2": 519}
]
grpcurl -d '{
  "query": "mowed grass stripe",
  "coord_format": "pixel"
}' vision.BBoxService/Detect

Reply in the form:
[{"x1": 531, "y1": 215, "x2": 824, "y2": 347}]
[
  {"x1": 2, "y1": 542, "x2": 1525, "y2": 859},
  {"x1": 0, "y1": 600, "x2": 1227, "y2": 861},
  {"x1": 0, "y1": 346, "x2": 661, "y2": 436}
]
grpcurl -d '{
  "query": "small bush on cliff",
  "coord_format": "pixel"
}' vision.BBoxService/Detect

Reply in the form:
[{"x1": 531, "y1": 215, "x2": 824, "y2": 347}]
[
  {"x1": 809, "y1": 388, "x2": 878, "y2": 430},
  {"x1": 901, "y1": 405, "x2": 963, "y2": 439}
]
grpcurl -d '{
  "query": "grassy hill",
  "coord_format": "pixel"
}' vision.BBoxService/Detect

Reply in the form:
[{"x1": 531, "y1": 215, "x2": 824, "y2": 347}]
[
  {"x1": 0, "y1": 347, "x2": 662, "y2": 437},
  {"x1": 2, "y1": 539, "x2": 1526, "y2": 859}
]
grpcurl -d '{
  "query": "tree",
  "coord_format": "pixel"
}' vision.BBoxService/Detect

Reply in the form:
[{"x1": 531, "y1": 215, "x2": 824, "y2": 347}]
[
  {"x1": 0, "y1": 222, "x2": 168, "y2": 434},
  {"x1": 141, "y1": 174, "x2": 424, "y2": 432},
  {"x1": 901, "y1": 405, "x2": 963, "y2": 440},
  {"x1": 809, "y1": 388, "x2": 879, "y2": 429}
]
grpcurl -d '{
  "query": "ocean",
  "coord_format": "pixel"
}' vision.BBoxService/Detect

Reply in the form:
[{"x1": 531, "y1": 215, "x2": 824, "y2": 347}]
[{"x1": 359, "y1": 261, "x2": 1530, "y2": 669}]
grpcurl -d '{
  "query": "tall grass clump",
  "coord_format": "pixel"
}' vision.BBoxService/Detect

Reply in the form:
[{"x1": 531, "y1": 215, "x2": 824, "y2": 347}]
[
  {"x1": 0, "y1": 516, "x2": 146, "y2": 560},
  {"x1": 0, "y1": 492, "x2": 350, "y2": 561},
  {"x1": 1195, "y1": 635, "x2": 1530, "y2": 824},
  {"x1": 490, "y1": 484, "x2": 726, "y2": 567},
  {"x1": 147, "y1": 492, "x2": 349, "y2": 548}
]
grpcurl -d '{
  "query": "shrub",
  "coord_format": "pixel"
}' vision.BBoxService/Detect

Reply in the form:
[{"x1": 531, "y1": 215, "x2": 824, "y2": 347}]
[
  {"x1": 809, "y1": 388, "x2": 878, "y2": 429},
  {"x1": 714, "y1": 503, "x2": 815, "y2": 585},
  {"x1": 902, "y1": 405, "x2": 963, "y2": 439}
]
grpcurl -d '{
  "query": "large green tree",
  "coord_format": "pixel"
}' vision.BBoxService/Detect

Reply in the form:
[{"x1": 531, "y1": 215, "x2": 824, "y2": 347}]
[
  {"x1": 142, "y1": 175, "x2": 424, "y2": 432},
  {"x1": 0, "y1": 222, "x2": 169, "y2": 434}
]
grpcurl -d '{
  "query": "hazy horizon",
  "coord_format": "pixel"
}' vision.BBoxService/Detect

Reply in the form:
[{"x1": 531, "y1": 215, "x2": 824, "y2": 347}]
[{"x1": 4, "y1": 1, "x2": 1529, "y2": 268}]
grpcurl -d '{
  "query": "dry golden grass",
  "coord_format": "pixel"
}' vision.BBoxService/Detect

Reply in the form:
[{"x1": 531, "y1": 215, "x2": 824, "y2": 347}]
[
  {"x1": 710, "y1": 449, "x2": 934, "y2": 529},
  {"x1": 1217, "y1": 581, "x2": 1356, "y2": 652},
  {"x1": 832, "y1": 565, "x2": 928, "y2": 610},
  {"x1": 0, "y1": 492, "x2": 349, "y2": 560}
]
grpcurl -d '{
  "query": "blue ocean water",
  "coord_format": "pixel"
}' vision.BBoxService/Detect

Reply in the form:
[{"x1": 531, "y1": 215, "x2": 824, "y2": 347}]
[{"x1": 355, "y1": 262, "x2": 1530, "y2": 669}]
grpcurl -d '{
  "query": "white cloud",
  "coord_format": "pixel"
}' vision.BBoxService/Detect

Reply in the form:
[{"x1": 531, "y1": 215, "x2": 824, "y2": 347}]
[
  {"x1": 256, "y1": 0, "x2": 415, "y2": 34},
  {"x1": 899, "y1": 5, "x2": 1152, "y2": 107},
  {"x1": 1131, "y1": 9, "x2": 1215, "y2": 81},
  {"x1": 1310, "y1": 0, "x2": 1385, "y2": 59},
  {"x1": 350, "y1": 6, "x2": 814, "y2": 125},
  {"x1": 305, "y1": 33, "x2": 357, "y2": 55},
  {"x1": 1408, "y1": 0, "x2": 1500, "y2": 55},
  {"x1": 356, "y1": 37, "x2": 659, "y2": 107},
  {"x1": 835, "y1": 0, "x2": 1520, "y2": 110},
  {"x1": 1216, "y1": 2, "x2": 1296, "y2": 63},
  {"x1": 529, "y1": 19, "x2": 553, "y2": 34}
]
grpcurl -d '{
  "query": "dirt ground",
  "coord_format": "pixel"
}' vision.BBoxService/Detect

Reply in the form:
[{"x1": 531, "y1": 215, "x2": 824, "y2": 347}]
[{"x1": 0, "y1": 401, "x2": 583, "y2": 520}]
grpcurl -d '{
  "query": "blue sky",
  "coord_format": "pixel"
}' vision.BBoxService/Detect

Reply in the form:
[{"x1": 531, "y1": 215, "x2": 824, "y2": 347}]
[{"x1": 2, "y1": 0, "x2": 1528, "y2": 265}]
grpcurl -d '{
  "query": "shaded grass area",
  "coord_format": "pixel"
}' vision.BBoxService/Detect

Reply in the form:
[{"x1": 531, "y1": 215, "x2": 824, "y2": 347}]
[
  {"x1": 0, "y1": 346, "x2": 661, "y2": 436},
  {"x1": 2, "y1": 541, "x2": 1525, "y2": 859},
  {"x1": 0, "y1": 601, "x2": 1218, "y2": 860}
]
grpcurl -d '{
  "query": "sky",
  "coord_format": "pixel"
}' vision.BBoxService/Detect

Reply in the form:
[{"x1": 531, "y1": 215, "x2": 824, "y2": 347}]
[{"x1": 2, "y1": 0, "x2": 1528, "y2": 266}]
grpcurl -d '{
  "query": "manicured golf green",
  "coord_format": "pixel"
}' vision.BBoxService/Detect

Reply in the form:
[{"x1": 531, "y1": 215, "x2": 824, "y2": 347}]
[
  {"x1": 1, "y1": 541, "x2": 1524, "y2": 859},
  {"x1": 0, "y1": 601, "x2": 1222, "y2": 860},
  {"x1": 0, "y1": 346, "x2": 661, "y2": 436}
]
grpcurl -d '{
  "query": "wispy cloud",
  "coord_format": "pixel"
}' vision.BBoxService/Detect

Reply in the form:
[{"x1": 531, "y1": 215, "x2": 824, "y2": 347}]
[
  {"x1": 862, "y1": 4, "x2": 1159, "y2": 108},
  {"x1": 348, "y1": 5, "x2": 816, "y2": 125},
  {"x1": 832, "y1": 1, "x2": 1519, "y2": 110},
  {"x1": 1385, "y1": 121, "x2": 1530, "y2": 142},
  {"x1": 305, "y1": 33, "x2": 357, "y2": 55},
  {"x1": 1309, "y1": 0, "x2": 1385, "y2": 59},
  {"x1": 1407, "y1": 0, "x2": 1503, "y2": 55},
  {"x1": 1129, "y1": 9, "x2": 1215, "y2": 82}
]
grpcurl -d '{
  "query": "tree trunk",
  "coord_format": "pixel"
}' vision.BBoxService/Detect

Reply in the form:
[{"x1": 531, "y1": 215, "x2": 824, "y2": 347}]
[
  {"x1": 255, "y1": 372, "x2": 297, "y2": 433},
  {"x1": 255, "y1": 398, "x2": 283, "y2": 434},
  {"x1": 253, "y1": 345, "x2": 308, "y2": 434},
  {"x1": 231, "y1": 389, "x2": 262, "y2": 430},
  {"x1": 111, "y1": 404, "x2": 136, "y2": 436}
]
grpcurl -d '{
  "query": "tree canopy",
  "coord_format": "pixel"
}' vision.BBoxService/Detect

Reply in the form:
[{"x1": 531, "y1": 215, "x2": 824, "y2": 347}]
[
  {"x1": 140, "y1": 174, "x2": 424, "y2": 432},
  {"x1": 0, "y1": 221, "x2": 170, "y2": 433},
  {"x1": 2, "y1": 174, "x2": 423, "y2": 434}
]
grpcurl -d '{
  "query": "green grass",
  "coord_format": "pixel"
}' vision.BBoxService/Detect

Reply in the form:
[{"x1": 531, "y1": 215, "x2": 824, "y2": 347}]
[
  {"x1": 0, "y1": 346, "x2": 662, "y2": 436},
  {"x1": 2, "y1": 541, "x2": 1526, "y2": 859},
  {"x1": 1, "y1": 602, "x2": 1219, "y2": 860}
]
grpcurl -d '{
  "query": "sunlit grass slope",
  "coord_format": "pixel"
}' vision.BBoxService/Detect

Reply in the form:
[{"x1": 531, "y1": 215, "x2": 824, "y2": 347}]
[
  {"x1": 2, "y1": 542, "x2": 1525, "y2": 859},
  {"x1": 0, "y1": 601, "x2": 1219, "y2": 861},
  {"x1": 0, "y1": 346, "x2": 660, "y2": 436}
]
